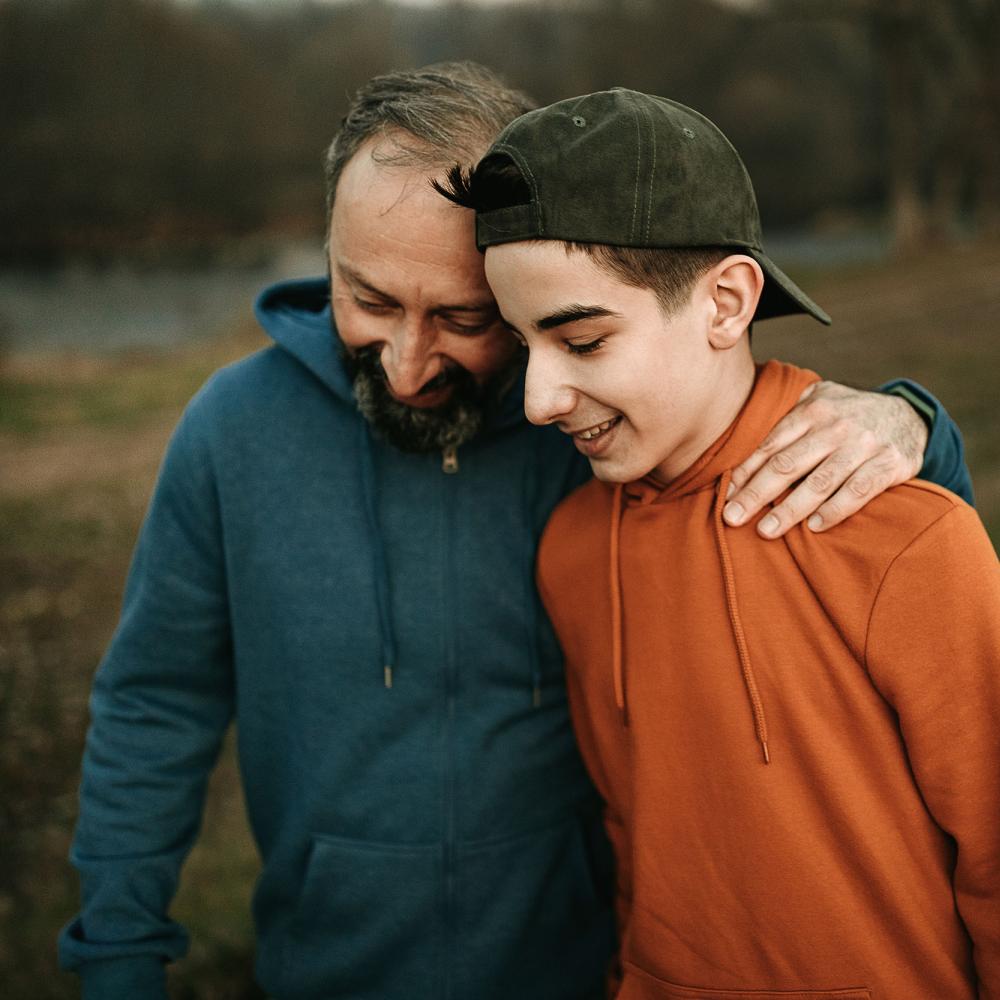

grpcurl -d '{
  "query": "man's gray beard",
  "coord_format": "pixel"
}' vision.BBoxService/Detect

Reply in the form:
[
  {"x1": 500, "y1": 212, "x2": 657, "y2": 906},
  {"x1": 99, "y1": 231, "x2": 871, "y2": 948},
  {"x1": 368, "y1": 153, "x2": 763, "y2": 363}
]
[{"x1": 343, "y1": 342, "x2": 519, "y2": 454}]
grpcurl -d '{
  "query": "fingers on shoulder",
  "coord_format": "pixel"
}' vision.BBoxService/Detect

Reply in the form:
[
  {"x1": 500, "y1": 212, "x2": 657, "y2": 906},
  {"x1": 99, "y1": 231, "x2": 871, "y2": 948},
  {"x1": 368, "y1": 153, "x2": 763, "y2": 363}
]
[{"x1": 809, "y1": 456, "x2": 907, "y2": 531}]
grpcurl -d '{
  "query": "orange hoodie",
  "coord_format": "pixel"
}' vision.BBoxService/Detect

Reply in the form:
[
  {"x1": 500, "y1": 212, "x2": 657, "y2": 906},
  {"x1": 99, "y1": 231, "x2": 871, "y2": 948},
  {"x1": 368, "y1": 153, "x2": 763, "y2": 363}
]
[{"x1": 537, "y1": 360, "x2": 1000, "y2": 1000}]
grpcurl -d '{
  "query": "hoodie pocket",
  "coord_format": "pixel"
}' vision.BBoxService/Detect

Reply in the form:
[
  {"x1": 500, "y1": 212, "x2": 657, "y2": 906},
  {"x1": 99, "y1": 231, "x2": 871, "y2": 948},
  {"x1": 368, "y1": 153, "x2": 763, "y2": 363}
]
[
  {"x1": 275, "y1": 833, "x2": 443, "y2": 999},
  {"x1": 618, "y1": 961, "x2": 872, "y2": 1000},
  {"x1": 454, "y1": 813, "x2": 615, "y2": 1000}
]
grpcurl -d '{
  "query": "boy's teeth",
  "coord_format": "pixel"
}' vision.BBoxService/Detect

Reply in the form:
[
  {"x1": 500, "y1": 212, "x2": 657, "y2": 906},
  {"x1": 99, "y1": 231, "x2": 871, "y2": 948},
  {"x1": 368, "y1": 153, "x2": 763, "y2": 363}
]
[{"x1": 579, "y1": 418, "x2": 614, "y2": 440}]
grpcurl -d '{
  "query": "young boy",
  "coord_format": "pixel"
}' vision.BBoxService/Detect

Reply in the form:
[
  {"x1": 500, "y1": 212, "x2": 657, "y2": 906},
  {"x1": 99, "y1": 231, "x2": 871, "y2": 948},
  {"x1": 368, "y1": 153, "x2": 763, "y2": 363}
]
[{"x1": 441, "y1": 90, "x2": 1000, "y2": 999}]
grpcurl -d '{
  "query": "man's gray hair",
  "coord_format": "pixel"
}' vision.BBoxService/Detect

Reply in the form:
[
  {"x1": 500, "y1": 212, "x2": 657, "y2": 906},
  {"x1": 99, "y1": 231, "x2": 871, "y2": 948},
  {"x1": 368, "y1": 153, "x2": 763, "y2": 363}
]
[{"x1": 323, "y1": 61, "x2": 536, "y2": 213}]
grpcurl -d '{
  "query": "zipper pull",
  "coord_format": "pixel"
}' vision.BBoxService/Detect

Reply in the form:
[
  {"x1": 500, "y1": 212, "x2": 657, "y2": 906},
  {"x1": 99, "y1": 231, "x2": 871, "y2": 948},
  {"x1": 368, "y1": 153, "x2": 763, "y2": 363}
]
[{"x1": 442, "y1": 445, "x2": 459, "y2": 474}]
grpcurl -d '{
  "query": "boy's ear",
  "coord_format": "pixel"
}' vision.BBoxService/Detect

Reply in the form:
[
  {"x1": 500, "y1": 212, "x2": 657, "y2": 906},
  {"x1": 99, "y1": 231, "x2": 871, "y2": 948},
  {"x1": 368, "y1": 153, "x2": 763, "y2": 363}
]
[{"x1": 706, "y1": 255, "x2": 763, "y2": 350}]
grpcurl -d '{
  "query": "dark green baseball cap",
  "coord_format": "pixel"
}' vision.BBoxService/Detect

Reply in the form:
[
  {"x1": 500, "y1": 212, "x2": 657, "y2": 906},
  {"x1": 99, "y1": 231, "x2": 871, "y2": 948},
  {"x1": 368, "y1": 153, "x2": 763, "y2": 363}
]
[{"x1": 474, "y1": 88, "x2": 831, "y2": 325}]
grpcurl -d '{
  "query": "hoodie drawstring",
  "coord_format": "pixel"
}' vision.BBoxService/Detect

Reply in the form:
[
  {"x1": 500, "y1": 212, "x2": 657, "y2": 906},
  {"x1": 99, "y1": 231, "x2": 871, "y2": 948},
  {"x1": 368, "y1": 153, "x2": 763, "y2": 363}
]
[
  {"x1": 358, "y1": 422, "x2": 398, "y2": 688},
  {"x1": 713, "y1": 470, "x2": 771, "y2": 764},
  {"x1": 609, "y1": 483, "x2": 627, "y2": 726},
  {"x1": 526, "y1": 585, "x2": 543, "y2": 709},
  {"x1": 611, "y1": 474, "x2": 770, "y2": 758}
]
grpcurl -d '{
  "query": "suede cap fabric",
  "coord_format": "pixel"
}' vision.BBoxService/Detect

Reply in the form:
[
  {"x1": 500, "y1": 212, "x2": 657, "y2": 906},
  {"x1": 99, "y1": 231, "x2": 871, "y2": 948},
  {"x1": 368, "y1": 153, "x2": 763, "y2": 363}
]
[{"x1": 476, "y1": 88, "x2": 831, "y2": 325}]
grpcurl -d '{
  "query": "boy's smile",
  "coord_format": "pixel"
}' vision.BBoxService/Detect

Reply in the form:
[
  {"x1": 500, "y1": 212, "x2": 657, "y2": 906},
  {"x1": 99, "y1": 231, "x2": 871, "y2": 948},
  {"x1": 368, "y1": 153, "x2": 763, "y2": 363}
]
[{"x1": 484, "y1": 240, "x2": 756, "y2": 485}]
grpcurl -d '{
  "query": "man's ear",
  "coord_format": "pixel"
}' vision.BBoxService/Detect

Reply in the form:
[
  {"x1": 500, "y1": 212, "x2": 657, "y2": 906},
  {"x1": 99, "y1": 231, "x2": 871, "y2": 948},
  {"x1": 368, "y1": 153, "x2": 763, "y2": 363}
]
[{"x1": 706, "y1": 255, "x2": 763, "y2": 350}]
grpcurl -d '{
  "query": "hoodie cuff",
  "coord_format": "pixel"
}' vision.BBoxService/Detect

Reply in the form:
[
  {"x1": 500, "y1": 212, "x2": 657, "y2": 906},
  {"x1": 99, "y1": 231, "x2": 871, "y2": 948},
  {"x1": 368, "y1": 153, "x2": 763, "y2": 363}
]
[
  {"x1": 79, "y1": 955, "x2": 168, "y2": 1000},
  {"x1": 879, "y1": 378, "x2": 974, "y2": 504}
]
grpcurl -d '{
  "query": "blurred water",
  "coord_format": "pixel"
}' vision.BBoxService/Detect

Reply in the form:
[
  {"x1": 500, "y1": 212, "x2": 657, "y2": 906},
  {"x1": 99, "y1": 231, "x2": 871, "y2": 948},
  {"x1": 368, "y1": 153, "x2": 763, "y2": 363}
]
[
  {"x1": 765, "y1": 229, "x2": 889, "y2": 269},
  {"x1": 0, "y1": 232, "x2": 888, "y2": 355},
  {"x1": 0, "y1": 242, "x2": 327, "y2": 355}
]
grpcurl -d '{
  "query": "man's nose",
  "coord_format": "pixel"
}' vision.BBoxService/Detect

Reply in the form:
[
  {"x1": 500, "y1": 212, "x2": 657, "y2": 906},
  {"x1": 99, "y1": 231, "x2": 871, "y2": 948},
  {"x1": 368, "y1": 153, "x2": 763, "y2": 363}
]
[
  {"x1": 380, "y1": 320, "x2": 439, "y2": 398},
  {"x1": 523, "y1": 351, "x2": 575, "y2": 426}
]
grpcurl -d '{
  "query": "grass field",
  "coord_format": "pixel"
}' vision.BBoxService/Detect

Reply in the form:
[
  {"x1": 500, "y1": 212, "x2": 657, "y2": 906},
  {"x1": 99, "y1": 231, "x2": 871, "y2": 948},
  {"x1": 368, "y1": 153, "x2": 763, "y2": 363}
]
[{"x1": 1, "y1": 245, "x2": 996, "y2": 997}]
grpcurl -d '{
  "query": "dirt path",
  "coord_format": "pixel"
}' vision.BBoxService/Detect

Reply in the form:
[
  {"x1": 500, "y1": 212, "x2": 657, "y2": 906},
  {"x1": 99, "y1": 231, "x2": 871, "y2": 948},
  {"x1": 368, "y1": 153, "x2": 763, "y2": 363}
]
[{"x1": 0, "y1": 419, "x2": 175, "y2": 499}]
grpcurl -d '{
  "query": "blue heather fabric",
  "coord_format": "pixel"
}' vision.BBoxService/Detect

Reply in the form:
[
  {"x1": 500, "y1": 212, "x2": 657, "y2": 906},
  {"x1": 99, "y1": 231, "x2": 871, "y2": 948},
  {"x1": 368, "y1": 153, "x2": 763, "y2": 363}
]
[
  {"x1": 58, "y1": 276, "x2": 969, "y2": 999},
  {"x1": 59, "y1": 277, "x2": 611, "y2": 1000}
]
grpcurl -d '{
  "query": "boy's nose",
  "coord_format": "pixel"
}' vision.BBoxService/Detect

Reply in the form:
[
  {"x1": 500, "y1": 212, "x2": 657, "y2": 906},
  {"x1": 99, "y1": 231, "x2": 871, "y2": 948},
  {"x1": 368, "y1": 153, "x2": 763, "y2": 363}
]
[{"x1": 524, "y1": 354, "x2": 576, "y2": 427}]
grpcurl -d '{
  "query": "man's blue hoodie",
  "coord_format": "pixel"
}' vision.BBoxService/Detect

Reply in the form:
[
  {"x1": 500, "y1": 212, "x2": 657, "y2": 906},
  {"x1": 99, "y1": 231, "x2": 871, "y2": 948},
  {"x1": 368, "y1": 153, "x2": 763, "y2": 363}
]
[
  {"x1": 59, "y1": 277, "x2": 972, "y2": 999},
  {"x1": 59, "y1": 278, "x2": 614, "y2": 999}
]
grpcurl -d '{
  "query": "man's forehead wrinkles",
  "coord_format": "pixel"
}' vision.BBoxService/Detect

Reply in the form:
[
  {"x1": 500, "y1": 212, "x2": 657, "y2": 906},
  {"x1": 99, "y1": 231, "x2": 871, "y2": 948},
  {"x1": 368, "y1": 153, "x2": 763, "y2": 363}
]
[
  {"x1": 375, "y1": 177, "x2": 424, "y2": 217},
  {"x1": 379, "y1": 228, "x2": 465, "y2": 257}
]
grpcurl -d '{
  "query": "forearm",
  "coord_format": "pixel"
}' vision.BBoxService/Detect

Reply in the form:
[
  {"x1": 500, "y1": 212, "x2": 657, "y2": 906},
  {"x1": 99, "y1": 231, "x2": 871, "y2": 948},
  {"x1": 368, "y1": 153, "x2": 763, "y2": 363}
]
[
  {"x1": 60, "y1": 403, "x2": 234, "y2": 992},
  {"x1": 60, "y1": 618, "x2": 233, "y2": 991}
]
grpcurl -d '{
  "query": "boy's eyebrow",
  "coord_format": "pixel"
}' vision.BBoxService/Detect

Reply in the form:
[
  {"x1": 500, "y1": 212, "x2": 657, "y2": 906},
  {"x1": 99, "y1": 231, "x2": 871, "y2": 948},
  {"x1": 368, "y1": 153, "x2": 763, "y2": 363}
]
[{"x1": 536, "y1": 305, "x2": 622, "y2": 330}]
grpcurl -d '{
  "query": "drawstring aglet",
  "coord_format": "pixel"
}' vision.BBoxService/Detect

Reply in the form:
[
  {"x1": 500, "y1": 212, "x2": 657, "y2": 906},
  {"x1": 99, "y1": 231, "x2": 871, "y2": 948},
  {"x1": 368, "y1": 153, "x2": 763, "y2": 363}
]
[
  {"x1": 761, "y1": 740, "x2": 771, "y2": 765},
  {"x1": 532, "y1": 684, "x2": 541, "y2": 708},
  {"x1": 383, "y1": 665, "x2": 393, "y2": 689}
]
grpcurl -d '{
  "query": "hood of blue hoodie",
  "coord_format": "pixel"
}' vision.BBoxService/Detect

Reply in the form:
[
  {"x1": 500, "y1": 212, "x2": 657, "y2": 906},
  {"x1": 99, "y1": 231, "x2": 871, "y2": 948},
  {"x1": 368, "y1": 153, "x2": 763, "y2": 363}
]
[{"x1": 254, "y1": 276, "x2": 529, "y2": 435}]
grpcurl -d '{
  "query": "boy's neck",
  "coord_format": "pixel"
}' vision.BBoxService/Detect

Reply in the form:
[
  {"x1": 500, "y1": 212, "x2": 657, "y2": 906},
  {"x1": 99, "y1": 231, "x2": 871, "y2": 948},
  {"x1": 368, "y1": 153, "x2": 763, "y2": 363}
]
[{"x1": 649, "y1": 350, "x2": 756, "y2": 486}]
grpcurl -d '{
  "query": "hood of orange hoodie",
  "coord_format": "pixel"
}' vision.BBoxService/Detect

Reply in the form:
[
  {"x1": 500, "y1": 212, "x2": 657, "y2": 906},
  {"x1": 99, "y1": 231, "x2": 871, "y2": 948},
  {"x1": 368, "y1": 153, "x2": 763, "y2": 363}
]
[
  {"x1": 607, "y1": 360, "x2": 820, "y2": 761},
  {"x1": 621, "y1": 360, "x2": 820, "y2": 508}
]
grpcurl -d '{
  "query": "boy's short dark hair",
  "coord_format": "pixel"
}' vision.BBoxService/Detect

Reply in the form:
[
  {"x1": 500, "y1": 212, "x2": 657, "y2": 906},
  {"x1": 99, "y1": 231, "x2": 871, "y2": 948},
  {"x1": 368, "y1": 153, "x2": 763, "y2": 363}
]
[{"x1": 438, "y1": 156, "x2": 727, "y2": 317}]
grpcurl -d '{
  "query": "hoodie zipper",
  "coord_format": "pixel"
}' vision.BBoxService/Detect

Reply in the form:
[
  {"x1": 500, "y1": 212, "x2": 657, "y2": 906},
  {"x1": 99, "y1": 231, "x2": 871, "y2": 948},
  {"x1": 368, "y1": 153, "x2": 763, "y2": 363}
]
[{"x1": 441, "y1": 451, "x2": 459, "y2": 999}]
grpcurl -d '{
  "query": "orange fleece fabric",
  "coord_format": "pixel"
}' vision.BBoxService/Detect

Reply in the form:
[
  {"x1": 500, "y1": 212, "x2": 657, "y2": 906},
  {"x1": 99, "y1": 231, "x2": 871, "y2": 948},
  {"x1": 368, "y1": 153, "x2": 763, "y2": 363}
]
[{"x1": 537, "y1": 360, "x2": 1000, "y2": 1000}]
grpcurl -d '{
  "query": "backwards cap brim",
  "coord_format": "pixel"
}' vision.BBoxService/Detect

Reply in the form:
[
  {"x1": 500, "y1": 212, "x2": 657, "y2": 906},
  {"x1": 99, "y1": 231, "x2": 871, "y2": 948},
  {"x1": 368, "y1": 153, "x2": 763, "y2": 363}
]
[{"x1": 750, "y1": 249, "x2": 831, "y2": 326}]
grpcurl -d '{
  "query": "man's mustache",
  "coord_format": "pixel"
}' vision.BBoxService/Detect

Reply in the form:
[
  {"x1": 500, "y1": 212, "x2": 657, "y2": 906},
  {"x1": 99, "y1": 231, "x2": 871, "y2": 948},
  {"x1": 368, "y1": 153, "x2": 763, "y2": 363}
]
[
  {"x1": 417, "y1": 367, "x2": 461, "y2": 395},
  {"x1": 357, "y1": 346, "x2": 469, "y2": 397}
]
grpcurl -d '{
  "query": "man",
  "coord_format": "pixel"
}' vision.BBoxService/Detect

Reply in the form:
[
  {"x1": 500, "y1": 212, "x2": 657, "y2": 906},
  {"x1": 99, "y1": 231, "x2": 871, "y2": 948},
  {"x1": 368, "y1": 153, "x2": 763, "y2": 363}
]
[{"x1": 59, "y1": 64, "x2": 971, "y2": 1000}]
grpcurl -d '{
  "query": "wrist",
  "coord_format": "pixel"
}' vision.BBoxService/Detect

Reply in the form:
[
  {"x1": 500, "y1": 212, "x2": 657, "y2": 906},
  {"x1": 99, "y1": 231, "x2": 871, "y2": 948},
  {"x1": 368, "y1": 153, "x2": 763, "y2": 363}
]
[{"x1": 882, "y1": 381, "x2": 936, "y2": 434}]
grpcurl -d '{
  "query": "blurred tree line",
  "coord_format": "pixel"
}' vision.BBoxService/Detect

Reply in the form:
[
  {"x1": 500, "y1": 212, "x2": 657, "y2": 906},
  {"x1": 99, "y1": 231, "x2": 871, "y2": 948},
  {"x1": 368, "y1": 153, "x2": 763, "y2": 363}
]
[{"x1": 2, "y1": 0, "x2": 998, "y2": 266}]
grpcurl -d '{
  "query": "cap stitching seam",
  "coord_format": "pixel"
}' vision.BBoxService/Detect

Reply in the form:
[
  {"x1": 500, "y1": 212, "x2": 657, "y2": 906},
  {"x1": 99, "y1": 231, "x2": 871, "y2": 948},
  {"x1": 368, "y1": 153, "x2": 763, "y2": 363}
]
[
  {"x1": 630, "y1": 103, "x2": 641, "y2": 241},
  {"x1": 644, "y1": 103, "x2": 656, "y2": 242}
]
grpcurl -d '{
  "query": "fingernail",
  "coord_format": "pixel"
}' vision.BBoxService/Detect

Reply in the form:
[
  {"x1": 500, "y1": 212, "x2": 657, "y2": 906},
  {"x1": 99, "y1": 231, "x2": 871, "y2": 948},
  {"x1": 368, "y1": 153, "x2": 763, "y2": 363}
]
[
  {"x1": 807, "y1": 514, "x2": 823, "y2": 532},
  {"x1": 726, "y1": 480, "x2": 736, "y2": 499},
  {"x1": 723, "y1": 502, "x2": 744, "y2": 525},
  {"x1": 759, "y1": 513, "x2": 779, "y2": 537}
]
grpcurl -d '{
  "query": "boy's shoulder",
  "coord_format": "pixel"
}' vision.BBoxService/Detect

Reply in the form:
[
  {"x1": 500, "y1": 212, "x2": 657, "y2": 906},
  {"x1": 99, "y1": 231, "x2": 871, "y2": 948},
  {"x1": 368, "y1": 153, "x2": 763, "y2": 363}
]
[
  {"x1": 538, "y1": 478, "x2": 616, "y2": 584},
  {"x1": 786, "y1": 477, "x2": 976, "y2": 566},
  {"x1": 544, "y1": 477, "x2": 619, "y2": 551},
  {"x1": 779, "y1": 478, "x2": 993, "y2": 658},
  {"x1": 550, "y1": 476, "x2": 616, "y2": 523}
]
